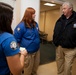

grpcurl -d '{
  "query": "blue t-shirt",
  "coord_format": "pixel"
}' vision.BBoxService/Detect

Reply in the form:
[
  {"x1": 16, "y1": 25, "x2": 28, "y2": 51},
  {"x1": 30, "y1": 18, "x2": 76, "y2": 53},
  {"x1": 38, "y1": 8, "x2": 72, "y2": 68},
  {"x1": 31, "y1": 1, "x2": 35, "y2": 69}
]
[
  {"x1": 14, "y1": 22, "x2": 40, "y2": 53},
  {"x1": 0, "y1": 32, "x2": 20, "y2": 74}
]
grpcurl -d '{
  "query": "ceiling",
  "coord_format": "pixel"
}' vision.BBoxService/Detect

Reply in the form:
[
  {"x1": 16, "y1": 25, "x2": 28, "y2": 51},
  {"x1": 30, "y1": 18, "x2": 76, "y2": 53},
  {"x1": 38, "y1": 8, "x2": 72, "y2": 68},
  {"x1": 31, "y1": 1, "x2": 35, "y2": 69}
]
[
  {"x1": 40, "y1": 0, "x2": 76, "y2": 12},
  {"x1": 40, "y1": 0, "x2": 63, "y2": 12}
]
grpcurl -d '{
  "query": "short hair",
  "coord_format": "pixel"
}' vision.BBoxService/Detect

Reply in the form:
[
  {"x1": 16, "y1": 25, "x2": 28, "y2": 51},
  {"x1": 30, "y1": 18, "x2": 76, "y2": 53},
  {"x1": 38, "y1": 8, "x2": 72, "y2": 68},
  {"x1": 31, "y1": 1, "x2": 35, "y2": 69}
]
[
  {"x1": 62, "y1": 2, "x2": 73, "y2": 9},
  {"x1": 0, "y1": 2, "x2": 13, "y2": 34}
]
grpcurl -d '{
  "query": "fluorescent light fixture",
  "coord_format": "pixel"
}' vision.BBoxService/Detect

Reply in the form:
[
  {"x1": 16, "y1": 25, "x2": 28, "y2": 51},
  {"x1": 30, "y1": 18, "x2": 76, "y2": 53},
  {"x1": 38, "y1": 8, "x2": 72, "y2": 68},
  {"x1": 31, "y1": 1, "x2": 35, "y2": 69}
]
[{"x1": 44, "y1": 3, "x2": 56, "y2": 6}]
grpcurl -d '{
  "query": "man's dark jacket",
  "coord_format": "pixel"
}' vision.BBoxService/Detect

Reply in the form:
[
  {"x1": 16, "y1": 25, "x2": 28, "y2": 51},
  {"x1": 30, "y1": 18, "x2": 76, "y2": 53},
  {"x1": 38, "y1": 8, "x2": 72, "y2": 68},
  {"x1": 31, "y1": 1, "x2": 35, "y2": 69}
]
[{"x1": 53, "y1": 11, "x2": 76, "y2": 48}]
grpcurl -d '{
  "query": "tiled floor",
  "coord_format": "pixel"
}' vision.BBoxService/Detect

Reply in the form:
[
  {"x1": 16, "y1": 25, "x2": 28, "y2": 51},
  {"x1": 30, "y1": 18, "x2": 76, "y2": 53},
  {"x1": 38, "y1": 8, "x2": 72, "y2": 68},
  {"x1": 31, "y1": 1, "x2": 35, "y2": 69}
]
[{"x1": 37, "y1": 61, "x2": 57, "y2": 75}]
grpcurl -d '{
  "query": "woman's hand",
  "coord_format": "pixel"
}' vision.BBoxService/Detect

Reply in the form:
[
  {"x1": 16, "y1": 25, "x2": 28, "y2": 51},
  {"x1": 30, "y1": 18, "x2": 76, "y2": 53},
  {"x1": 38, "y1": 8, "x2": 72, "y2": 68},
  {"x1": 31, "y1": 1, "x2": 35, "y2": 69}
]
[{"x1": 20, "y1": 47, "x2": 28, "y2": 56}]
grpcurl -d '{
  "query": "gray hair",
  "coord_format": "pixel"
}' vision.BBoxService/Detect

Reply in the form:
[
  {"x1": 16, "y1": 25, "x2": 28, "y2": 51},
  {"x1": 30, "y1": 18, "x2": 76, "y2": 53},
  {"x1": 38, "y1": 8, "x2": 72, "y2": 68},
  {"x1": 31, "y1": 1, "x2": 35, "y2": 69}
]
[{"x1": 62, "y1": 2, "x2": 73, "y2": 9}]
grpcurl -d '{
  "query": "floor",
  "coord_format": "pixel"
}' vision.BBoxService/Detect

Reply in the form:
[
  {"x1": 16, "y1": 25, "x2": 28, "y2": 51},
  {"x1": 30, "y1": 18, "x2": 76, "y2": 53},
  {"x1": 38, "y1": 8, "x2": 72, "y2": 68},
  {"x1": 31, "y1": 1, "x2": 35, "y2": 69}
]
[
  {"x1": 22, "y1": 59, "x2": 76, "y2": 75},
  {"x1": 37, "y1": 61, "x2": 57, "y2": 75},
  {"x1": 37, "y1": 58, "x2": 76, "y2": 75}
]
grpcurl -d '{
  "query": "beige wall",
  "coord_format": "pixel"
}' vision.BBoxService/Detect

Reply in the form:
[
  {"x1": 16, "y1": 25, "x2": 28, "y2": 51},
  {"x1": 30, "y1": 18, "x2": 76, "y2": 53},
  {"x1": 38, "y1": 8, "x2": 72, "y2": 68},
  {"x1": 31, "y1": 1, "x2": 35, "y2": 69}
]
[
  {"x1": 15, "y1": 0, "x2": 21, "y2": 25},
  {"x1": 39, "y1": 12, "x2": 46, "y2": 32},
  {"x1": 39, "y1": 9, "x2": 60, "y2": 41}
]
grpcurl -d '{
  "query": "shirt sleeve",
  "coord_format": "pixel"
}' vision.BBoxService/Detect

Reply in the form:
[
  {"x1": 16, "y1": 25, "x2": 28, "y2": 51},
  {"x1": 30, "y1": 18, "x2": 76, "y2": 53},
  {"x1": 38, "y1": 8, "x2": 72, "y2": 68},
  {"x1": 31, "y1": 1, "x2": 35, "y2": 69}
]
[
  {"x1": 14, "y1": 22, "x2": 25, "y2": 43},
  {"x1": 2, "y1": 36, "x2": 20, "y2": 56}
]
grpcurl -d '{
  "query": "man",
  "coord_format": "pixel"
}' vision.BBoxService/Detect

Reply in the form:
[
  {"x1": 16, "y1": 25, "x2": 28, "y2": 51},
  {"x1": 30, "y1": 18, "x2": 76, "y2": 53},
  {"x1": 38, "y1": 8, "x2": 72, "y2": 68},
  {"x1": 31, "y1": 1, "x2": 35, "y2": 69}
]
[{"x1": 53, "y1": 1, "x2": 76, "y2": 75}]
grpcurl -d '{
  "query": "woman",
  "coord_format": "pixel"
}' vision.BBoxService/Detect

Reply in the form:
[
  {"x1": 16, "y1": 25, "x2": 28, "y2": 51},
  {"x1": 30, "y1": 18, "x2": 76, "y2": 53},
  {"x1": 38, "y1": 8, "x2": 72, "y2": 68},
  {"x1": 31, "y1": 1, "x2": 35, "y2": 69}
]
[
  {"x1": 0, "y1": 2, "x2": 27, "y2": 75},
  {"x1": 14, "y1": 7, "x2": 40, "y2": 75}
]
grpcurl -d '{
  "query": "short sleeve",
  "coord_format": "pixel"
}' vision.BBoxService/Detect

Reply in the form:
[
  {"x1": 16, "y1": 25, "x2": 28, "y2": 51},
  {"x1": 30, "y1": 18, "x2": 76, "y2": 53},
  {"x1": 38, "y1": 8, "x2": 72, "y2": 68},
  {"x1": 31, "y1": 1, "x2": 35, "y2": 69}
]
[{"x1": 2, "y1": 36, "x2": 20, "y2": 56}]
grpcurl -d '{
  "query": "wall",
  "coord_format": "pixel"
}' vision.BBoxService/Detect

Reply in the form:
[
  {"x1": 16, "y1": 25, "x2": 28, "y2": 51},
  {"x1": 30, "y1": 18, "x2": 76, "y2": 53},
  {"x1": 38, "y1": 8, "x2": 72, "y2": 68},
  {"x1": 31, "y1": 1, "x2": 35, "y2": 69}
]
[
  {"x1": 14, "y1": 0, "x2": 21, "y2": 26},
  {"x1": 39, "y1": 12, "x2": 46, "y2": 32},
  {"x1": 21, "y1": 0, "x2": 40, "y2": 23},
  {"x1": 39, "y1": 9, "x2": 60, "y2": 41}
]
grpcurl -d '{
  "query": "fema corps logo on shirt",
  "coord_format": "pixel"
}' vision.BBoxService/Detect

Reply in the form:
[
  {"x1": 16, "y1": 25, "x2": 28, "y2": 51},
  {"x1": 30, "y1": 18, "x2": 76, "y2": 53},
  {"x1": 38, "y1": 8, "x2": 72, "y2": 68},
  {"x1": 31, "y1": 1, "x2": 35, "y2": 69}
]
[
  {"x1": 10, "y1": 41, "x2": 17, "y2": 50},
  {"x1": 36, "y1": 27, "x2": 38, "y2": 30},
  {"x1": 17, "y1": 27, "x2": 20, "y2": 31}
]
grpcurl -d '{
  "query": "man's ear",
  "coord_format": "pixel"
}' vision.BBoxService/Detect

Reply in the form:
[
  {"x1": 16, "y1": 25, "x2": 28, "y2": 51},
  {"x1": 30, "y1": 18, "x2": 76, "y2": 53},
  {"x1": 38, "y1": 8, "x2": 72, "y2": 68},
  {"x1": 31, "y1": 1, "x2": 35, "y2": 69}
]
[{"x1": 69, "y1": 7, "x2": 72, "y2": 11}]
